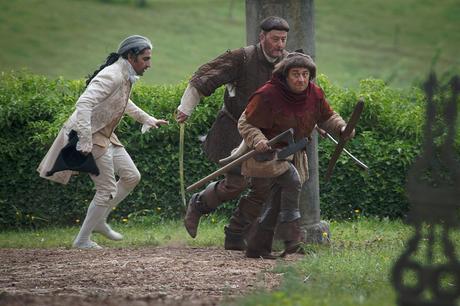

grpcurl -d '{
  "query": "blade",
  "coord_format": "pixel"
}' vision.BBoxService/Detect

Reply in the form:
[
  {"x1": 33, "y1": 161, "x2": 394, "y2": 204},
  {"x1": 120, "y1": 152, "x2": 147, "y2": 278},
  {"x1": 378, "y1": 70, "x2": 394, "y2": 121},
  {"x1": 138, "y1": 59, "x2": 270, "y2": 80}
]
[
  {"x1": 277, "y1": 137, "x2": 308, "y2": 159},
  {"x1": 326, "y1": 133, "x2": 369, "y2": 171},
  {"x1": 325, "y1": 99, "x2": 364, "y2": 181},
  {"x1": 277, "y1": 129, "x2": 295, "y2": 145}
]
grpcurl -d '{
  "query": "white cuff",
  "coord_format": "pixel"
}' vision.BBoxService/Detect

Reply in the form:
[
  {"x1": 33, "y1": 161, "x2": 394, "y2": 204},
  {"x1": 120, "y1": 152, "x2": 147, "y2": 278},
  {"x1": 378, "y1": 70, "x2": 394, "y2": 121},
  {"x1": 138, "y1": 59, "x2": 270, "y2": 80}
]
[
  {"x1": 177, "y1": 84, "x2": 202, "y2": 116},
  {"x1": 76, "y1": 136, "x2": 93, "y2": 153}
]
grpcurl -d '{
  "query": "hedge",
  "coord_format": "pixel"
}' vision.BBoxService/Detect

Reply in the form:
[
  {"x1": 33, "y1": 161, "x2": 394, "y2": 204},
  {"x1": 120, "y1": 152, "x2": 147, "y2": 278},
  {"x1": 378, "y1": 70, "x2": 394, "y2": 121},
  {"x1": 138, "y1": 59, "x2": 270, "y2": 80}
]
[{"x1": 0, "y1": 71, "x2": 456, "y2": 229}]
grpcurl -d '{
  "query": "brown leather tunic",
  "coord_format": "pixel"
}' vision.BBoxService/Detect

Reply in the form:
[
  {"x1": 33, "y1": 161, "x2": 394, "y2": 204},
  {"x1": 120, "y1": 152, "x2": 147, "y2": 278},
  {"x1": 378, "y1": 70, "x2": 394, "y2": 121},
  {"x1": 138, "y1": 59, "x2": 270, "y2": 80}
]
[{"x1": 189, "y1": 43, "x2": 287, "y2": 163}]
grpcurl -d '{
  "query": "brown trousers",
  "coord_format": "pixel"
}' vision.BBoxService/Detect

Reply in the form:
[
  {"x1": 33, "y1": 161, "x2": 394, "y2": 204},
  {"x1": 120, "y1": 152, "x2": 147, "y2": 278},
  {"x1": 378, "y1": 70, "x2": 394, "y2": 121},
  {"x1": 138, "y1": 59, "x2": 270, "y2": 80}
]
[
  {"x1": 254, "y1": 164, "x2": 302, "y2": 228},
  {"x1": 201, "y1": 167, "x2": 266, "y2": 234}
]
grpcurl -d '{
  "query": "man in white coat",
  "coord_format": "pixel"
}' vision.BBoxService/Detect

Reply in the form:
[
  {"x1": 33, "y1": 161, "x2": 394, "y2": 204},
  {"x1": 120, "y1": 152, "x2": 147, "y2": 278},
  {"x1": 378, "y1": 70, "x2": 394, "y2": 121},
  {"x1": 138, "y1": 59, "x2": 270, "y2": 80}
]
[{"x1": 38, "y1": 35, "x2": 168, "y2": 249}]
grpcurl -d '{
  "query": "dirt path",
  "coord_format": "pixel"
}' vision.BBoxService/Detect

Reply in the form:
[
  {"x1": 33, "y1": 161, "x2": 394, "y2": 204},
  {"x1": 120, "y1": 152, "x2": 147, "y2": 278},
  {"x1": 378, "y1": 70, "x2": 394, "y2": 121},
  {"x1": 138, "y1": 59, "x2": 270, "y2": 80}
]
[{"x1": 0, "y1": 247, "x2": 302, "y2": 306}]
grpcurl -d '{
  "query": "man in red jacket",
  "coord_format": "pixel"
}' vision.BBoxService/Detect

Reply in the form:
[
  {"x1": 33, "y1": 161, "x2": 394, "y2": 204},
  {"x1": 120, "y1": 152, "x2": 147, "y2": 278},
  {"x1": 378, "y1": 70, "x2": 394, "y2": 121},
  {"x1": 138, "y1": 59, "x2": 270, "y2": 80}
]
[{"x1": 238, "y1": 52, "x2": 355, "y2": 258}]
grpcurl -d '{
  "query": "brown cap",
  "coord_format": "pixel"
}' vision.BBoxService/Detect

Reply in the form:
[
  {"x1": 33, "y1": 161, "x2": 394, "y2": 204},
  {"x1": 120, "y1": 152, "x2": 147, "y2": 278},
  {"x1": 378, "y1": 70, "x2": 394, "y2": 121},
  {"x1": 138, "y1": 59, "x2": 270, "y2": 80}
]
[
  {"x1": 273, "y1": 52, "x2": 317, "y2": 81},
  {"x1": 260, "y1": 16, "x2": 289, "y2": 32}
]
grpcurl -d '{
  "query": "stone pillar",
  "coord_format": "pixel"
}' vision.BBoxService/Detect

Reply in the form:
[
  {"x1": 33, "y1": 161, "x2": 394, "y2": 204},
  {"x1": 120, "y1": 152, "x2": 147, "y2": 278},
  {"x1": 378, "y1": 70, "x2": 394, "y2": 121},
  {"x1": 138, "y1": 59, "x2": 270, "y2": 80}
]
[
  {"x1": 245, "y1": 0, "x2": 330, "y2": 243},
  {"x1": 246, "y1": 0, "x2": 315, "y2": 56}
]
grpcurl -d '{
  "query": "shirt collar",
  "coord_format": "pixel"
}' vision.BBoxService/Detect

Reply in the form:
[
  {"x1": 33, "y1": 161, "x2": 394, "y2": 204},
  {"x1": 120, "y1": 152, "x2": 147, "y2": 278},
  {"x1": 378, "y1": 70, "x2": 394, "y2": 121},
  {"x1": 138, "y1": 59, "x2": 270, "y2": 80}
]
[
  {"x1": 125, "y1": 59, "x2": 140, "y2": 84},
  {"x1": 262, "y1": 47, "x2": 278, "y2": 63}
]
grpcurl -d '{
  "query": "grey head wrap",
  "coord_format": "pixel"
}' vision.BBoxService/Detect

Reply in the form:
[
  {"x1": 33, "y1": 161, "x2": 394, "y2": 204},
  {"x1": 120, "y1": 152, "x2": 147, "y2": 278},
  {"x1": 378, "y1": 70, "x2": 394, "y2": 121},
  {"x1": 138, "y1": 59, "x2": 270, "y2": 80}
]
[{"x1": 117, "y1": 35, "x2": 153, "y2": 55}]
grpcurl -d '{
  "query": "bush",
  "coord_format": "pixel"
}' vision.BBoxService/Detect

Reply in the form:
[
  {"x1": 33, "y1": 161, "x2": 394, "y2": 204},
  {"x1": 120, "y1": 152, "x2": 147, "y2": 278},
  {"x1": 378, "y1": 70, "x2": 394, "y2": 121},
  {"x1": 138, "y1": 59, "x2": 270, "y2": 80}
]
[
  {"x1": 0, "y1": 71, "x2": 220, "y2": 229},
  {"x1": 0, "y1": 71, "x2": 454, "y2": 229},
  {"x1": 316, "y1": 75, "x2": 425, "y2": 219}
]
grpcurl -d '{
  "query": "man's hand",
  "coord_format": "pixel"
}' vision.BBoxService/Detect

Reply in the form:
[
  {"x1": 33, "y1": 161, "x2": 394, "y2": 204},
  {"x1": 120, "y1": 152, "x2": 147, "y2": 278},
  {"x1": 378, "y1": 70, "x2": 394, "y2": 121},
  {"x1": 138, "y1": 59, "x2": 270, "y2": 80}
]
[
  {"x1": 76, "y1": 135, "x2": 93, "y2": 155},
  {"x1": 255, "y1": 139, "x2": 270, "y2": 152},
  {"x1": 142, "y1": 116, "x2": 169, "y2": 134},
  {"x1": 146, "y1": 116, "x2": 169, "y2": 128},
  {"x1": 340, "y1": 126, "x2": 356, "y2": 141},
  {"x1": 176, "y1": 110, "x2": 189, "y2": 123},
  {"x1": 315, "y1": 125, "x2": 327, "y2": 138}
]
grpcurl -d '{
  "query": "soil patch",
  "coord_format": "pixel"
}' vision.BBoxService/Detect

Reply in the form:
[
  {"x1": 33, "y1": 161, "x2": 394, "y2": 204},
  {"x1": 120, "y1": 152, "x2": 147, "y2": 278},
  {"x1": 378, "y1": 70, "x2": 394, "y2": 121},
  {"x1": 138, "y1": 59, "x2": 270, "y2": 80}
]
[{"x1": 0, "y1": 247, "x2": 302, "y2": 305}]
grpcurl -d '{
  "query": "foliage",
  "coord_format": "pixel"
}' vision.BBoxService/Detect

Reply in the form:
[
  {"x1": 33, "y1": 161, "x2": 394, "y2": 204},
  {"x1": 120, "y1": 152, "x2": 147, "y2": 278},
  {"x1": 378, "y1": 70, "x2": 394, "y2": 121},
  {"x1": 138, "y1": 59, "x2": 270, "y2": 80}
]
[
  {"x1": 1, "y1": 71, "x2": 459, "y2": 229},
  {"x1": 0, "y1": 71, "x2": 223, "y2": 229},
  {"x1": 316, "y1": 75, "x2": 426, "y2": 220}
]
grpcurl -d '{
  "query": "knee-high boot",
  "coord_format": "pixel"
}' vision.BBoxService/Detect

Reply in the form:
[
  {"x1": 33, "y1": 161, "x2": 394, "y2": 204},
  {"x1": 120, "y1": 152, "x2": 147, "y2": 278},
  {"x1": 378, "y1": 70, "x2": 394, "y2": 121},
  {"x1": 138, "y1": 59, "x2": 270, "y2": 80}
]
[
  {"x1": 277, "y1": 218, "x2": 303, "y2": 256},
  {"x1": 73, "y1": 202, "x2": 108, "y2": 249},
  {"x1": 93, "y1": 182, "x2": 131, "y2": 241},
  {"x1": 245, "y1": 220, "x2": 277, "y2": 259},
  {"x1": 224, "y1": 196, "x2": 264, "y2": 251},
  {"x1": 245, "y1": 195, "x2": 280, "y2": 259},
  {"x1": 184, "y1": 182, "x2": 220, "y2": 238}
]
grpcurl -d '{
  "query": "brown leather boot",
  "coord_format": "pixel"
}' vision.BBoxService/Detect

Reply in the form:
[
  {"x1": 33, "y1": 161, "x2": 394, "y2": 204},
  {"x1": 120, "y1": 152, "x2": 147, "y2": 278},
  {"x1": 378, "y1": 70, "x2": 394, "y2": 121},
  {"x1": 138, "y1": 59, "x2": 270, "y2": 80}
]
[
  {"x1": 224, "y1": 226, "x2": 246, "y2": 251},
  {"x1": 184, "y1": 182, "x2": 220, "y2": 238},
  {"x1": 225, "y1": 197, "x2": 264, "y2": 251},
  {"x1": 184, "y1": 194, "x2": 203, "y2": 238},
  {"x1": 245, "y1": 221, "x2": 277, "y2": 260},
  {"x1": 278, "y1": 219, "x2": 303, "y2": 257}
]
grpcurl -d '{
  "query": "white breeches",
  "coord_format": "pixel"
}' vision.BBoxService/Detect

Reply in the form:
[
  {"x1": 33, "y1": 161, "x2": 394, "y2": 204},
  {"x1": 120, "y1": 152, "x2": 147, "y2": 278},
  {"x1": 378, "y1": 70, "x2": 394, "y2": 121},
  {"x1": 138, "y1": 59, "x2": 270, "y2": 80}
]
[{"x1": 89, "y1": 144, "x2": 141, "y2": 208}]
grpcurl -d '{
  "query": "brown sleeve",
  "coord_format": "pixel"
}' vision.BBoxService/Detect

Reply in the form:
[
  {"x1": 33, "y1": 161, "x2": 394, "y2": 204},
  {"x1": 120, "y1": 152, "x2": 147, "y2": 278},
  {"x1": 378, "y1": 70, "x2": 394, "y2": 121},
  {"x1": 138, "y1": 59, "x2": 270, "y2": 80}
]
[
  {"x1": 244, "y1": 94, "x2": 274, "y2": 129},
  {"x1": 318, "y1": 96, "x2": 346, "y2": 137},
  {"x1": 238, "y1": 112, "x2": 268, "y2": 149},
  {"x1": 189, "y1": 48, "x2": 244, "y2": 97}
]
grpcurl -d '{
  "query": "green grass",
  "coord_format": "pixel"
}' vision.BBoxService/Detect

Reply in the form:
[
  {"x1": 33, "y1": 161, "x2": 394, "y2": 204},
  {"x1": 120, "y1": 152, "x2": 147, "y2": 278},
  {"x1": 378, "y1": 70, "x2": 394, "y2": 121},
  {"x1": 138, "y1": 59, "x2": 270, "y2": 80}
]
[
  {"x1": 2, "y1": 217, "x2": 459, "y2": 305},
  {"x1": 316, "y1": 0, "x2": 460, "y2": 88},
  {"x1": 0, "y1": 216, "x2": 227, "y2": 249},
  {"x1": 0, "y1": 0, "x2": 458, "y2": 88},
  {"x1": 230, "y1": 218, "x2": 460, "y2": 306},
  {"x1": 0, "y1": 0, "x2": 246, "y2": 86}
]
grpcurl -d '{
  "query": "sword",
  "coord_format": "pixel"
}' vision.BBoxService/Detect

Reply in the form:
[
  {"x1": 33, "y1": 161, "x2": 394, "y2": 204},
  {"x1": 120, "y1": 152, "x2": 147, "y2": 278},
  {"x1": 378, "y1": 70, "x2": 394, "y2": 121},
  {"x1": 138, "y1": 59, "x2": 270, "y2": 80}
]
[
  {"x1": 325, "y1": 99, "x2": 364, "y2": 181},
  {"x1": 325, "y1": 132, "x2": 368, "y2": 171}
]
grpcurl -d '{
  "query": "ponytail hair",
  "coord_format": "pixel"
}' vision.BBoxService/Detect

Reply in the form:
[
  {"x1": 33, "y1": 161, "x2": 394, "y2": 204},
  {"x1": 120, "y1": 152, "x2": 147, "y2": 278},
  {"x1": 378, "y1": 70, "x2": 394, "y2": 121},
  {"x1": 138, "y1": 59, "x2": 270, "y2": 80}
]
[
  {"x1": 84, "y1": 46, "x2": 151, "y2": 87},
  {"x1": 85, "y1": 52, "x2": 120, "y2": 87}
]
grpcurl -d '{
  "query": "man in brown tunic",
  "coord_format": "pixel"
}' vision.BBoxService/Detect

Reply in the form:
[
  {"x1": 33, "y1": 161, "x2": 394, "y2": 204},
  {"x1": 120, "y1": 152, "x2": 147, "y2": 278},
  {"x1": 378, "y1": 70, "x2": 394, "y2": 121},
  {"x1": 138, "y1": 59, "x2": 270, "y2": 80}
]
[{"x1": 176, "y1": 16, "x2": 289, "y2": 250}]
